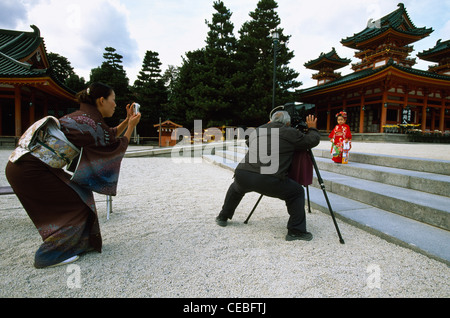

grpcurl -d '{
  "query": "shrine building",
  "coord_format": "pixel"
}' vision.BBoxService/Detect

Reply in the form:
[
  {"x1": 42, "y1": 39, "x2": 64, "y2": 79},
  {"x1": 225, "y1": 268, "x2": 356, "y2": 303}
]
[
  {"x1": 296, "y1": 3, "x2": 450, "y2": 134},
  {"x1": 0, "y1": 25, "x2": 77, "y2": 139},
  {"x1": 154, "y1": 120, "x2": 183, "y2": 147}
]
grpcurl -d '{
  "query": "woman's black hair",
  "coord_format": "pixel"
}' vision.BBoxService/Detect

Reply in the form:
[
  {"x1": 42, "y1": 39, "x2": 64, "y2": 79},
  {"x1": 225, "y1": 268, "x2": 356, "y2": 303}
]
[{"x1": 76, "y1": 82, "x2": 113, "y2": 105}]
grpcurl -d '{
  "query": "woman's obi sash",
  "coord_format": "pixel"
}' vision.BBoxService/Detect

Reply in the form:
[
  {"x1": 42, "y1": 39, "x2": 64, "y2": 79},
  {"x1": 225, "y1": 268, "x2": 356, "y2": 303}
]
[{"x1": 9, "y1": 116, "x2": 80, "y2": 169}]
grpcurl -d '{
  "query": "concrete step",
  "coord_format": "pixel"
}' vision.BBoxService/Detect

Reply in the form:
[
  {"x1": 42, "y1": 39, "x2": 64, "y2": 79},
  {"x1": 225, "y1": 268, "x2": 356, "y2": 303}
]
[
  {"x1": 312, "y1": 148, "x2": 450, "y2": 176},
  {"x1": 306, "y1": 186, "x2": 450, "y2": 265},
  {"x1": 312, "y1": 170, "x2": 450, "y2": 231},
  {"x1": 203, "y1": 154, "x2": 238, "y2": 172},
  {"x1": 313, "y1": 156, "x2": 450, "y2": 197}
]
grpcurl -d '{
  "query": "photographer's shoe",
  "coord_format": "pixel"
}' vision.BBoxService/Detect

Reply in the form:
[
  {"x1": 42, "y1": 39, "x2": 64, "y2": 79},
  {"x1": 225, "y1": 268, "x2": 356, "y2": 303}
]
[
  {"x1": 286, "y1": 231, "x2": 313, "y2": 241},
  {"x1": 215, "y1": 215, "x2": 228, "y2": 227}
]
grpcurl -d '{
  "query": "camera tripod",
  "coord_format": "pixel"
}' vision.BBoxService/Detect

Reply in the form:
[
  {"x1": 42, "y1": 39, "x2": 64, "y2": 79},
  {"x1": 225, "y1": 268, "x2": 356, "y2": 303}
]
[{"x1": 244, "y1": 149, "x2": 345, "y2": 244}]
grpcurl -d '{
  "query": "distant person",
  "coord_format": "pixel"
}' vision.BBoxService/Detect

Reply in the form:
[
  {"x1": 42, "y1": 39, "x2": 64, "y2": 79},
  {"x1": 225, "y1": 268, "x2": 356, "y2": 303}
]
[
  {"x1": 329, "y1": 111, "x2": 352, "y2": 164},
  {"x1": 216, "y1": 111, "x2": 321, "y2": 241},
  {"x1": 5, "y1": 82, "x2": 141, "y2": 268}
]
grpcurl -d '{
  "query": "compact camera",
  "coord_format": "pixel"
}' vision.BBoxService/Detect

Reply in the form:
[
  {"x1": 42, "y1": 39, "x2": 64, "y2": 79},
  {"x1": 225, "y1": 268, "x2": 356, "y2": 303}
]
[{"x1": 134, "y1": 103, "x2": 140, "y2": 115}]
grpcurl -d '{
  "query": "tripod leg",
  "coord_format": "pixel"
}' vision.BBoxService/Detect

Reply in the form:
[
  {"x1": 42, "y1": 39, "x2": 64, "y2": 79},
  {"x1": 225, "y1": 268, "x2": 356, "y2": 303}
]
[
  {"x1": 309, "y1": 150, "x2": 345, "y2": 244},
  {"x1": 306, "y1": 185, "x2": 311, "y2": 213},
  {"x1": 244, "y1": 194, "x2": 263, "y2": 224}
]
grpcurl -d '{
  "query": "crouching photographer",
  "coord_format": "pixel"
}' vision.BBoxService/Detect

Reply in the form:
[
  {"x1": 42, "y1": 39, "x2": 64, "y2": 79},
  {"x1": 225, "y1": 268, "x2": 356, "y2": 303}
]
[{"x1": 215, "y1": 111, "x2": 320, "y2": 241}]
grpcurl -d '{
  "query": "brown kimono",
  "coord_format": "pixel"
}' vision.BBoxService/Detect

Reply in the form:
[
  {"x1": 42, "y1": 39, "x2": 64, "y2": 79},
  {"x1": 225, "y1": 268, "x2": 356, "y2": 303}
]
[{"x1": 5, "y1": 103, "x2": 129, "y2": 268}]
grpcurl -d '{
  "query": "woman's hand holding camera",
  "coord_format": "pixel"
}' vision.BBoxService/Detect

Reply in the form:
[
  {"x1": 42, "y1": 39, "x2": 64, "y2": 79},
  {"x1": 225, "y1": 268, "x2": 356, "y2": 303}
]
[
  {"x1": 126, "y1": 103, "x2": 141, "y2": 129},
  {"x1": 123, "y1": 102, "x2": 142, "y2": 141}
]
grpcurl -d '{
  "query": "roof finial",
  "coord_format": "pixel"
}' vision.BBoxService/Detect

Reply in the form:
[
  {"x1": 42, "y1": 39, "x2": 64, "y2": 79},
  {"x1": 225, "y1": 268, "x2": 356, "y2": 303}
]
[{"x1": 30, "y1": 25, "x2": 40, "y2": 37}]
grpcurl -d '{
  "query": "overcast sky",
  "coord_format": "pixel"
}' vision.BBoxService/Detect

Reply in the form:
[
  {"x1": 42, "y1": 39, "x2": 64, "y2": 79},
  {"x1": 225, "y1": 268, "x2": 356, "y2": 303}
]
[{"x1": 1, "y1": 0, "x2": 449, "y2": 88}]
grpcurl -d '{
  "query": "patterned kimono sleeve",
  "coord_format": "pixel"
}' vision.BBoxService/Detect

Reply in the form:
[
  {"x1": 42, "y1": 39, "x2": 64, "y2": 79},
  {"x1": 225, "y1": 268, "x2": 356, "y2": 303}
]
[{"x1": 60, "y1": 114, "x2": 129, "y2": 196}]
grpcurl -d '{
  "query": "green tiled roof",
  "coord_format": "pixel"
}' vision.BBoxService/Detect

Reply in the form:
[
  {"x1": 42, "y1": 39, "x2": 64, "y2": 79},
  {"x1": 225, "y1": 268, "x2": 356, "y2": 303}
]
[
  {"x1": 0, "y1": 53, "x2": 45, "y2": 76},
  {"x1": 341, "y1": 3, "x2": 433, "y2": 49},
  {"x1": 304, "y1": 47, "x2": 351, "y2": 70},
  {"x1": 0, "y1": 25, "x2": 76, "y2": 96},
  {"x1": 418, "y1": 39, "x2": 450, "y2": 62},
  {"x1": 0, "y1": 25, "x2": 48, "y2": 77},
  {"x1": 298, "y1": 59, "x2": 450, "y2": 95},
  {"x1": 0, "y1": 25, "x2": 43, "y2": 60}
]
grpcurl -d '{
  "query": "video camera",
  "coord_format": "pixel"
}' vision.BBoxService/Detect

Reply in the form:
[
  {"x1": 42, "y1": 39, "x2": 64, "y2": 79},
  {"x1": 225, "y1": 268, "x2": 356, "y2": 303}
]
[{"x1": 270, "y1": 102, "x2": 316, "y2": 132}]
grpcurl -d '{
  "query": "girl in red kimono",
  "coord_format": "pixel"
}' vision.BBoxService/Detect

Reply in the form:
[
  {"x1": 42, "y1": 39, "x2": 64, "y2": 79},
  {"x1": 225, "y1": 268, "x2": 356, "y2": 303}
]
[
  {"x1": 5, "y1": 82, "x2": 141, "y2": 268},
  {"x1": 329, "y1": 111, "x2": 352, "y2": 163}
]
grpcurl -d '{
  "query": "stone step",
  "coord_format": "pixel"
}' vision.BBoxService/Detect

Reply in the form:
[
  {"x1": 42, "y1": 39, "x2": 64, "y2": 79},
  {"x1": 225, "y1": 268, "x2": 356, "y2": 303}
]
[
  {"x1": 312, "y1": 170, "x2": 450, "y2": 231},
  {"x1": 223, "y1": 144, "x2": 450, "y2": 176},
  {"x1": 305, "y1": 186, "x2": 450, "y2": 265},
  {"x1": 312, "y1": 148, "x2": 450, "y2": 176},
  {"x1": 313, "y1": 156, "x2": 450, "y2": 197},
  {"x1": 203, "y1": 154, "x2": 238, "y2": 172}
]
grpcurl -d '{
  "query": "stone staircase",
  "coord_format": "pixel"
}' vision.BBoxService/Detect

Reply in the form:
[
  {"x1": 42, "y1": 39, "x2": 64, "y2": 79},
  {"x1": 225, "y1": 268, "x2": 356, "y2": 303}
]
[{"x1": 202, "y1": 141, "x2": 450, "y2": 266}]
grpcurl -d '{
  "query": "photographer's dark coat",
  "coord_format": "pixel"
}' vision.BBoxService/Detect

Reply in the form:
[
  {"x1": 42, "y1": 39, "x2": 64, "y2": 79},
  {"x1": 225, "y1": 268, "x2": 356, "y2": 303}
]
[
  {"x1": 236, "y1": 122, "x2": 320, "y2": 180},
  {"x1": 5, "y1": 103, "x2": 129, "y2": 268}
]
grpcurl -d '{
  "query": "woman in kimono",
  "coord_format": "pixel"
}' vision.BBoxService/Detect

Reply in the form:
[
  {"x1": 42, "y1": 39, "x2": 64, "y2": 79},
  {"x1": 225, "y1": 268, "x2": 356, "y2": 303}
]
[
  {"x1": 329, "y1": 111, "x2": 352, "y2": 163},
  {"x1": 5, "y1": 82, "x2": 141, "y2": 268}
]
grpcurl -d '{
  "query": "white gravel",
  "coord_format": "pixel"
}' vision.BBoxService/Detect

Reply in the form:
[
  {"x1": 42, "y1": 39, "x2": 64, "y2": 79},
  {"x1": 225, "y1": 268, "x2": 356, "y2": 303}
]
[{"x1": 0, "y1": 143, "x2": 449, "y2": 298}]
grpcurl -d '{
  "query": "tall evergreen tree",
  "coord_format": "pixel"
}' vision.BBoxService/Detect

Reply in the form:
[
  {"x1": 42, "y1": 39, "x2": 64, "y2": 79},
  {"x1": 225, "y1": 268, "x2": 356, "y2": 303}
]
[
  {"x1": 90, "y1": 47, "x2": 131, "y2": 125},
  {"x1": 47, "y1": 52, "x2": 86, "y2": 92},
  {"x1": 171, "y1": 0, "x2": 300, "y2": 129},
  {"x1": 133, "y1": 50, "x2": 168, "y2": 136},
  {"x1": 171, "y1": 49, "x2": 207, "y2": 129},
  {"x1": 202, "y1": 0, "x2": 239, "y2": 127},
  {"x1": 235, "y1": 0, "x2": 301, "y2": 126},
  {"x1": 171, "y1": 0, "x2": 238, "y2": 128}
]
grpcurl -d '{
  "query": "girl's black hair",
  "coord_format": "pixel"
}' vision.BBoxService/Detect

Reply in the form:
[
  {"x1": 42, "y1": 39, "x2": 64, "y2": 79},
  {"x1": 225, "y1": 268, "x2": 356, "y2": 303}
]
[{"x1": 76, "y1": 82, "x2": 113, "y2": 105}]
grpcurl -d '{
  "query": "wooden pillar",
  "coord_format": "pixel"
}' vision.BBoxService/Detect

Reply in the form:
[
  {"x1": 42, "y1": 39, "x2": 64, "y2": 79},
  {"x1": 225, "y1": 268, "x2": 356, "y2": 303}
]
[
  {"x1": 14, "y1": 85, "x2": 22, "y2": 137},
  {"x1": 326, "y1": 102, "x2": 331, "y2": 132},
  {"x1": 359, "y1": 93, "x2": 365, "y2": 133},
  {"x1": 380, "y1": 90, "x2": 388, "y2": 132},
  {"x1": 431, "y1": 108, "x2": 436, "y2": 131},
  {"x1": 439, "y1": 100, "x2": 445, "y2": 132},
  {"x1": 29, "y1": 90, "x2": 36, "y2": 124},
  {"x1": 422, "y1": 93, "x2": 428, "y2": 131}
]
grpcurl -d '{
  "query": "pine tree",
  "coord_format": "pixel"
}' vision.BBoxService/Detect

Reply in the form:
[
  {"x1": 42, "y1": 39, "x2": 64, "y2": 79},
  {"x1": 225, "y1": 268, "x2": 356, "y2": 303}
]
[
  {"x1": 133, "y1": 50, "x2": 168, "y2": 136},
  {"x1": 90, "y1": 47, "x2": 131, "y2": 125},
  {"x1": 171, "y1": 49, "x2": 207, "y2": 129},
  {"x1": 47, "y1": 52, "x2": 86, "y2": 92},
  {"x1": 235, "y1": 0, "x2": 301, "y2": 126},
  {"x1": 135, "y1": 51, "x2": 163, "y2": 86},
  {"x1": 172, "y1": 1, "x2": 238, "y2": 128},
  {"x1": 201, "y1": 0, "x2": 238, "y2": 127}
]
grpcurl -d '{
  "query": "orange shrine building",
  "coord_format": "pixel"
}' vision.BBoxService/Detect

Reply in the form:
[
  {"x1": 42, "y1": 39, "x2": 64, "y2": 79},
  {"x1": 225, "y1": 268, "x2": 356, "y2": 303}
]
[
  {"x1": 297, "y1": 3, "x2": 450, "y2": 135},
  {"x1": 0, "y1": 25, "x2": 76, "y2": 139},
  {"x1": 154, "y1": 120, "x2": 183, "y2": 147}
]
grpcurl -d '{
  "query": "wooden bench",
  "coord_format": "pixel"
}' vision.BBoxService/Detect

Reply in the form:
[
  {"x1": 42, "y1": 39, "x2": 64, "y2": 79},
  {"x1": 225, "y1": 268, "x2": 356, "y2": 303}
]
[{"x1": 1, "y1": 186, "x2": 112, "y2": 220}]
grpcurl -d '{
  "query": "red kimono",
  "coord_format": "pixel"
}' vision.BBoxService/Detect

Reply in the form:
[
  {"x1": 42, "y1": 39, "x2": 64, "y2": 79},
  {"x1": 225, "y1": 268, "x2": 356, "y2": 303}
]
[
  {"x1": 6, "y1": 103, "x2": 129, "y2": 268},
  {"x1": 328, "y1": 124, "x2": 352, "y2": 163}
]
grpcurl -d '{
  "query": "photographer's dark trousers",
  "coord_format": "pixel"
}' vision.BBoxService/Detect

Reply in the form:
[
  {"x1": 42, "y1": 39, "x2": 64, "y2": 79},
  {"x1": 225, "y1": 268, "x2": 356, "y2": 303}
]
[{"x1": 219, "y1": 169, "x2": 307, "y2": 232}]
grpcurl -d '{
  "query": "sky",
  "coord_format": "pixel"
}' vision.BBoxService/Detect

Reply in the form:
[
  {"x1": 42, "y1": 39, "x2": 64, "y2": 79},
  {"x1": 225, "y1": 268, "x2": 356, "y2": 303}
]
[{"x1": 1, "y1": 0, "x2": 449, "y2": 88}]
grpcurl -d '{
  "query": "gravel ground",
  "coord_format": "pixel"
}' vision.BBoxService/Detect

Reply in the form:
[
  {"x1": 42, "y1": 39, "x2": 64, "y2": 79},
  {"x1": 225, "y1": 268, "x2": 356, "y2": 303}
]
[{"x1": 0, "y1": 143, "x2": 449, "y2": 298}]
